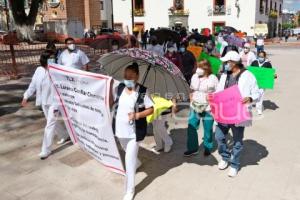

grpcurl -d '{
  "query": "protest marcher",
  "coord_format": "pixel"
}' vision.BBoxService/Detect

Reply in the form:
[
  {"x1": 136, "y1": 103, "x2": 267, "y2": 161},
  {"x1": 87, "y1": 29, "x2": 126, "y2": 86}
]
[
  {"x1": 45, "y1": 41, "x2": 62, "y2": 63},
  {"x1": 163, "y1": 37, "x2": 178, "y2": 53},
  {"x1": 150, "y1": 96, "x2": 176, "y2": 153},
  {"x1": 251, "y1": 51, "x2": 274, "y2": 115},
  {"x1": 256, "y1": 35, "x2": 265, "y2": 53},
  {"x1": 164, "y1": 47, "x2": 181, "y2": 67},
  {"x1": 141, "y1": 30, "x2": 149, "y2": 49},
  {"x1": 203, "y1": 40, "x2": 218, "y2": 57},
  {"x1": 179, "y1": 42, "x2": 197, "y2": 84},
  {"x1": 212, "y1": 51, "x2": 260, "y2": 177},
  {"x1": 239, "y1": 43, "x2": 256, "y2": 67},
  {"x1": 147, "y1": 36, "x2": 164, "y2": 56},
  {"x1": 58, "y1": 37, "x2": 90, "y2": 71},
  {"x1": 21, "y1": 52, "x2": 67, "y2": 159},
  {"x1": 112, "y1": 63, "x2": 154, "y2": 200},
  {"x1": 184, "y1": 60, "x2": 218, "y2": 157}
]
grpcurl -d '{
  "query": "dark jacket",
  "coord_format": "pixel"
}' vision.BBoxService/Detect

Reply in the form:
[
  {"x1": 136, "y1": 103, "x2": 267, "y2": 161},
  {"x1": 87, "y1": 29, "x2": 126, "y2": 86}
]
[{"x1": 251, "y1": 59, "x2": 272, "y2": 68}]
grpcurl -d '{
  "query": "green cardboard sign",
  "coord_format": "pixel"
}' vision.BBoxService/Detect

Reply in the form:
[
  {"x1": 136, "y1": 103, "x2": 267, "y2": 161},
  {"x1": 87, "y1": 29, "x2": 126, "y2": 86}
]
[{"x1": 247, "y1": 66, "x2": 276, "y2": 89}]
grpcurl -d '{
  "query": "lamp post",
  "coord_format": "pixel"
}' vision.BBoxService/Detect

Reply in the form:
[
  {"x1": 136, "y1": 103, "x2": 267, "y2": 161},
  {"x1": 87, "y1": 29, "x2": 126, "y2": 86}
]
[{"x1": 131, "y1": 0, "x2": 134, "y2": 31}]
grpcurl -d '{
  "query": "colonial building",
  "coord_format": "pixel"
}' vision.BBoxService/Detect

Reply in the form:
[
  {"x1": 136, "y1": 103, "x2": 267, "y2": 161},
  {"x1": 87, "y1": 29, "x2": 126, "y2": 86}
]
[
  {"x1": 112, "y1": 0, "x2": 283, "y2": 37},
  {"x1": 42, "y1": 0, "x2": 101, "y2": 40}
]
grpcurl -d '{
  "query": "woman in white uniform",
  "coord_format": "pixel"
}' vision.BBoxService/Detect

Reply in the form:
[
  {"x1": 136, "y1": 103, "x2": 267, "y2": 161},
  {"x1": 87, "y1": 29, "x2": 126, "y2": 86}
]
[
  {"x1": 21, "y1": 52, "x2": 66, "y2": 159},
  {"x1": 112, "y1": 63, "x2": 154, "y2": 200}
]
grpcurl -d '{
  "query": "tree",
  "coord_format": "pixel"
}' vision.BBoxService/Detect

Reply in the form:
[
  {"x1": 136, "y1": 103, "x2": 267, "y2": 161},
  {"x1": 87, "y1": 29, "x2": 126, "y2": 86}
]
[{"x1": 9, "y1": 0, "x2": 43, "y2": 41}]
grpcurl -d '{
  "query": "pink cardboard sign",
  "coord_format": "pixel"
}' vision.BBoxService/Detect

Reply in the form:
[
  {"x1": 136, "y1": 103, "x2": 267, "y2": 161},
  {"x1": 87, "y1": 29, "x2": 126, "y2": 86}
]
[{"x1": 209, "y1": 85, "x2": 251, "y2": 124}]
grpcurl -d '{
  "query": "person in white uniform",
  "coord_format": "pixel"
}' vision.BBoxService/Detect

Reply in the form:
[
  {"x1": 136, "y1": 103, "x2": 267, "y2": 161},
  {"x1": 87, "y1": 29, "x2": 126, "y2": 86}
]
[
  {"x1": 239, "y1": 43, "x2": 256, "y2": 67},
  {"x1": 212, "y1": 51, "x2": 260, "y2": 177},
  {"x1": 111, "y1": 63, "x2": 154, "y2": 200},
  {"x1": 21, "y1": 52, "x2": 67, "y2": 159},
  {"x1": 58, "y1": 37, "x2": 90, "y2": 71}
]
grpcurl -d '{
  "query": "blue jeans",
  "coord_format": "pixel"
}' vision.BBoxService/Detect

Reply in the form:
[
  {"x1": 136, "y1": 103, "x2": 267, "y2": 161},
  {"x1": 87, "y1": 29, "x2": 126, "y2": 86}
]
[
  {"x1": 256, "y1": 45, "x2": 264, "y2": 53},
  {"x1": 215, "y1": 124, "x2": 245, "y2": 169}
]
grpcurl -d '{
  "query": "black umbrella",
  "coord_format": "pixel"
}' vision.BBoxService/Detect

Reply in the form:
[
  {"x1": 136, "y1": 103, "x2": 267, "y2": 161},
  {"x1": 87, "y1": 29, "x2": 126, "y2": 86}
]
[
  {"x1": 152, "y1": 28, "x2": 181, "y2": 44},
  {"x1": 188, "y1": 34, "x2": 210, "y2": 43}
]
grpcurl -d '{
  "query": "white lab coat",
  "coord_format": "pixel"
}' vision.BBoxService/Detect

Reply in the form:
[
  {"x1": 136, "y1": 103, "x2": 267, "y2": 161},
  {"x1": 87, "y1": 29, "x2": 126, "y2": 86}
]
[
  {"x1": 23, "y1": 66, "x2": 56, "y2": 107},
  {"x1": 216, "y1": 70, "x2": 260, "y2": 127}
]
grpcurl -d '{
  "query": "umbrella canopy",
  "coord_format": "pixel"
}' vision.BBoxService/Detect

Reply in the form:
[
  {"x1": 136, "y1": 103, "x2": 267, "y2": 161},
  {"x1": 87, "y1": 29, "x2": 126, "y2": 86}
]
[
  {"x1": 97, "y1": 48, "x2": 189, "y2": 99},
  {"x1": 220, "y1": 26, "x2": 238, "y2": 34},
  {"x1": 152, "y1": 28, "x2": 181, "y2": 44},
  {"x1": 89, "y1": 34, "x2": 128, "y2": 50},
  {"x1": 188, "y1": 34, "x2": 210, "y2": 43}
]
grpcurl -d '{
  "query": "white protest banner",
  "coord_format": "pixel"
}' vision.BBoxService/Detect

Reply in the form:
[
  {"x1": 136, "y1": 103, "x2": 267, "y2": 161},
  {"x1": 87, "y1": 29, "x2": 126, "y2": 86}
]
[{"x1": 48, "y1": 63, "x2": 125, "y2": 175}]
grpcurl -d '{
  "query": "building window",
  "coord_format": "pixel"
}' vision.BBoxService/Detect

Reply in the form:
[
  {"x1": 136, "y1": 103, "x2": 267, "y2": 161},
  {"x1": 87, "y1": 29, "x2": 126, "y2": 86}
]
[
  {"x1": 134, "y1": 0, "x2": 145, "y2": 16},
  {"x1": 100, "y1": 1, "x2": 104, "y2": 10},
  {"x1": 213, "y1": 0, "x2": 226, "y2": 16},
  {"x1": 265, "y1": 0, "x2": 269, "y2": 15},
  {"x1": 259, "y1": 0, "x2": 264, "y2": 14}
]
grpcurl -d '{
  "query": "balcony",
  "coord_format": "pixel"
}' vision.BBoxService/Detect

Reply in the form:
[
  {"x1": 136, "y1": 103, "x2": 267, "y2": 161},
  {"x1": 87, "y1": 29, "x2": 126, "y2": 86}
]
[
  {"x1": 134, "y1": 9, "x2": 145, "y2": 16},
  {"x1": 168, "y1": 9, "x2": 189, "y2": 16},
  {"x1": 213, "y1": 5, "x2": 226, "y2": 16}
]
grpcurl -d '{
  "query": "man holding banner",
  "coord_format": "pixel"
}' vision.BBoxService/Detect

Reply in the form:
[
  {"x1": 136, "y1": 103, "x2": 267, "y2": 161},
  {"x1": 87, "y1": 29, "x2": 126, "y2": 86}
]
[{"x1": 210, "y1": 51, "x2": 260, "y2": 177}]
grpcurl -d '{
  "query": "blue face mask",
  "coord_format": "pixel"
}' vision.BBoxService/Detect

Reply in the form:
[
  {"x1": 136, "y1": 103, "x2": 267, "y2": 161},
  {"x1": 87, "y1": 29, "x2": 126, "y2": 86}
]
[
  {"x1": 124, "y1": 80, "x2": 135, "y2": 88},
  {"x1": 180, "y1": 47, "x2": 185, "y2": 53},
  {"x1": 47, "y1": 58, "x2": 56, "y2": 64},
  {"x1": 258, "y1": 57, "x2": 265, "y2": 63},
  {"x1": 224, "y1": 63, "x2": 231, "y2": 72}
]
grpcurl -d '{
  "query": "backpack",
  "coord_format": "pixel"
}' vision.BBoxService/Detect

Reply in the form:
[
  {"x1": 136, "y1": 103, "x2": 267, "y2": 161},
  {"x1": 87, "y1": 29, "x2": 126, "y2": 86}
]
[{"x1": 112, "y1": 83, "x2": 148, "y2": 142}]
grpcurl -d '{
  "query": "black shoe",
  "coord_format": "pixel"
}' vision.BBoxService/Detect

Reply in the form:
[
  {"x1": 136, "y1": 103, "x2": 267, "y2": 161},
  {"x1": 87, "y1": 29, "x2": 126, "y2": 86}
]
[
  {"x1": 203, "y1": 149, "x2": 211, "y2": 157},
  {"x1": 184, "y1": 150, "x2": 199, "y2": 157}
]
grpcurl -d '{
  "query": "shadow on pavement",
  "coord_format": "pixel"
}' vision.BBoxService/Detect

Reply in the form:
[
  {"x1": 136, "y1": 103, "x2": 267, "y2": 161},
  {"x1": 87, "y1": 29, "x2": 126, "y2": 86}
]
[
  {"x1": 240, "y1": 139, "x2": 269, "y2": 169},
  {"x1": 263, "y1": 100, "x2": 279, "y2": 111},
  {"x1": 135, "y1": 128, "x2": 218, "y2": 196}
]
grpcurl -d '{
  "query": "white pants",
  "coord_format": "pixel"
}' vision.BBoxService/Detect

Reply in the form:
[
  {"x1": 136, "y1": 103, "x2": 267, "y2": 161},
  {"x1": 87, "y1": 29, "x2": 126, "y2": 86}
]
[
  {"x1": 41, "y1": 105, "x2": 67, "y2": 154},
  {"x1": 256, "y1": 89, "x2": 265, "y2": 112},
  {"x1": 119, "y1": 138, "x2": 140, "y2": 194},
  {"x1": 152, "y1": 115, "x2": 173, "y2": 149}
]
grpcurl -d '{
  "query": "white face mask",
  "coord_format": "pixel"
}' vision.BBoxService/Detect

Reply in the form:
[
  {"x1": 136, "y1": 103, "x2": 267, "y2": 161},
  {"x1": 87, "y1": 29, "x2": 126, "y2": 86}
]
[
  {"x1": 196, "y1": 68, "x2": 204, "y2": 76},
  {"x1": 68, "y1": 44, "x2": 76, "y2": 51}
]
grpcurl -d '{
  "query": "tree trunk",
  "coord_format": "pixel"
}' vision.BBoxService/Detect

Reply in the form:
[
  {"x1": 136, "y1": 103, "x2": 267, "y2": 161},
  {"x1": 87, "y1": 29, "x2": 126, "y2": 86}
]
[{"x1": 9, "y1": 0, "x2": 43, "y2": 41}]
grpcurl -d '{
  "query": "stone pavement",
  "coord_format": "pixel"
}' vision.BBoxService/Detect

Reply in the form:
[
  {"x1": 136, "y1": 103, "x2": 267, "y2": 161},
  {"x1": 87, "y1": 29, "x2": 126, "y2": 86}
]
[{"x1": 1, "y1": 46, "x2": 300, "y2": 200}]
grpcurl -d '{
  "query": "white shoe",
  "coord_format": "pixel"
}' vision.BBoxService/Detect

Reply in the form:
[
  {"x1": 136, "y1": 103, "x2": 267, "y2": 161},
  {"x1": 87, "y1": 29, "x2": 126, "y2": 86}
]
[
  {"x1": 151, "y1": 146, "x2": 163, "y2": 154},
  {"x1": 257, "y1": 109, "x2": 263, "y2": 115},
  {"x1": 39, "y1": 151, "x2": 51, "y2": 160},
  {"x1": 228, "y1": 167, "x2": 238, "y2": 177},
  {"x1": 218, "y1": 160, "x2": 229, "y2": 170},
  {"x1": 57, "y1": 137, "x2": 70, "y2": 145},
  {"x1": 123, "y1": 192, "x2": 134, "y2": 200},
  {"x1": 164, "y1": 144, "x2": 172, "y2": 153}
]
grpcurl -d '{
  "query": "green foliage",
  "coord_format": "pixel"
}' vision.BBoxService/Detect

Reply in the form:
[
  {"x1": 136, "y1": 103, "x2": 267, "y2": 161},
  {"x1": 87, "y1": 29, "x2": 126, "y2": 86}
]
[{"x1": 282, "y1": 23, "x2": 295, "y2": 30}]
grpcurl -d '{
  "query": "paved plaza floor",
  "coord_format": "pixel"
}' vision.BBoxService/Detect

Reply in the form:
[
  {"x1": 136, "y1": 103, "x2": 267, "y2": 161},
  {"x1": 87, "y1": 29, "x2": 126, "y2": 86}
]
[{"x1": 1, "y1": 46, "x2": 300, "y2": 200}]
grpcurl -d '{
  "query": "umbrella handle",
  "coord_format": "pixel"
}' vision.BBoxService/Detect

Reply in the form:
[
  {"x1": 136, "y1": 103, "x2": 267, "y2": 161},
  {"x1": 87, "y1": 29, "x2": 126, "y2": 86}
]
[{"x1": 141, "y1": 64, "x2": 152, "y2": 86}]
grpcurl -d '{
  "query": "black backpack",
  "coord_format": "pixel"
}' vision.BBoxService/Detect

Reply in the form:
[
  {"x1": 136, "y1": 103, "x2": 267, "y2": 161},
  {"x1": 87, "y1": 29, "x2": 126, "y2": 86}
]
[{"x1": 112, "y1": 83, "x2": 148, "y2": 142}]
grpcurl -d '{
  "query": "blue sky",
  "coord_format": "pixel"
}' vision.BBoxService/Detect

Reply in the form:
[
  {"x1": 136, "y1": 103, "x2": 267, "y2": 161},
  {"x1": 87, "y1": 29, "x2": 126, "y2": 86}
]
[{"x1": 284, "y1": 0, "x2": 300, "y2": 12}]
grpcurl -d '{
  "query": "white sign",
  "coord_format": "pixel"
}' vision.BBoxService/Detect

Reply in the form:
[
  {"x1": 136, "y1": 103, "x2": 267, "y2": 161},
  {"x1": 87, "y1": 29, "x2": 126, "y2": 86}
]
[{"x1": 48, "y1": 64, "x2": 125, "y2": 175}]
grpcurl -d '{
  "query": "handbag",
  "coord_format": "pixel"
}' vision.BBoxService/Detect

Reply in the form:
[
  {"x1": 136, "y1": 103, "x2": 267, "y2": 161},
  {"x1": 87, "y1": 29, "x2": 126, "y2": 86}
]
[{"x1": 190, "y1": 76, "x2": 208, "y2": 113}]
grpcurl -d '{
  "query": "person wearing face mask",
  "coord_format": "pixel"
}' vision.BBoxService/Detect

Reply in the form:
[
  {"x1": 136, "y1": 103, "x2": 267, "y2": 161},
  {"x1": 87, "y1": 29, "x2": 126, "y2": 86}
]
[
  {"x1": 111, "y1": 63, "x2": 154, "y2": 200},
  {"x1": 204, "y1": 40, "x2": 218, "y2": 56},
  {"x1": 179, "y1": 42, "x2": 197, "y2": 85},
  {"x1": 251, "y1": 51, "x2": 274, "y2": 115},
  {"x1": 164, "y1": 47, "x2": 181, "y2": 67},
  {"x1": 184, "y1": 60, "x2": 219, "y2": 157},
  {"x1": 147, "y1": 36, "x2": 164, "y2": 56},
  {"x1": 57, "y1": 37, "x2": 90, "y2": 71},
  {"x1": 239, "y1": 43, "x2": 256, "y2": 67},
  {"x1": 212, "y1": 51, "x2": 260, "y2": 177},
  {"x1": 21, "y1": 52, "x2": 67, "y2": 159}
]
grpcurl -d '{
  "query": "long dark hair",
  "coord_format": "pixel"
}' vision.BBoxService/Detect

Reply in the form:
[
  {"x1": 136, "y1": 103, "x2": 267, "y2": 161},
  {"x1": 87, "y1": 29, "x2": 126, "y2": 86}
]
[{"x1": 40, "y1": 51, "x2": 51, "y2": 68}]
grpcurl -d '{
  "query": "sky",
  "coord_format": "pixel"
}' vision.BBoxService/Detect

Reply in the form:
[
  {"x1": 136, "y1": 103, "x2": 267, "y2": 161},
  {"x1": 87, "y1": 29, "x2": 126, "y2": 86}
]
[{"x1": 284, "y1": 0, "x2": 300, "y2": 12}]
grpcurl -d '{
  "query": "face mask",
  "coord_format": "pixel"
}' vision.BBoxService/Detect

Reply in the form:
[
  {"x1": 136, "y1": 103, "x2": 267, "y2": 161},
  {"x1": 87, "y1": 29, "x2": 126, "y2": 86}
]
[
  {"x1": 196, "y1": 68, "x2": 204, "y2": 76},
  {"x1": 224, "y1": 63, "x2": 232, "y2": 72},
  {"x1": 244, "y1": 48, "x2": 250, "y2": 53},
  {"x1": 258, "y1": 57, "x2": 265, "y2": 63},
  {"x1": 47, "y1": 58, "x2": 56, "y2": 64},
  {"x1": 180, "y1": 47, "x2": 185, "y2": 53},
  {"x1": 68, "y1": 44, "x2": 76, "y2": 51},
  {"x1": 124, "y1": 80, "x2": 135, "y2": 89}
]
